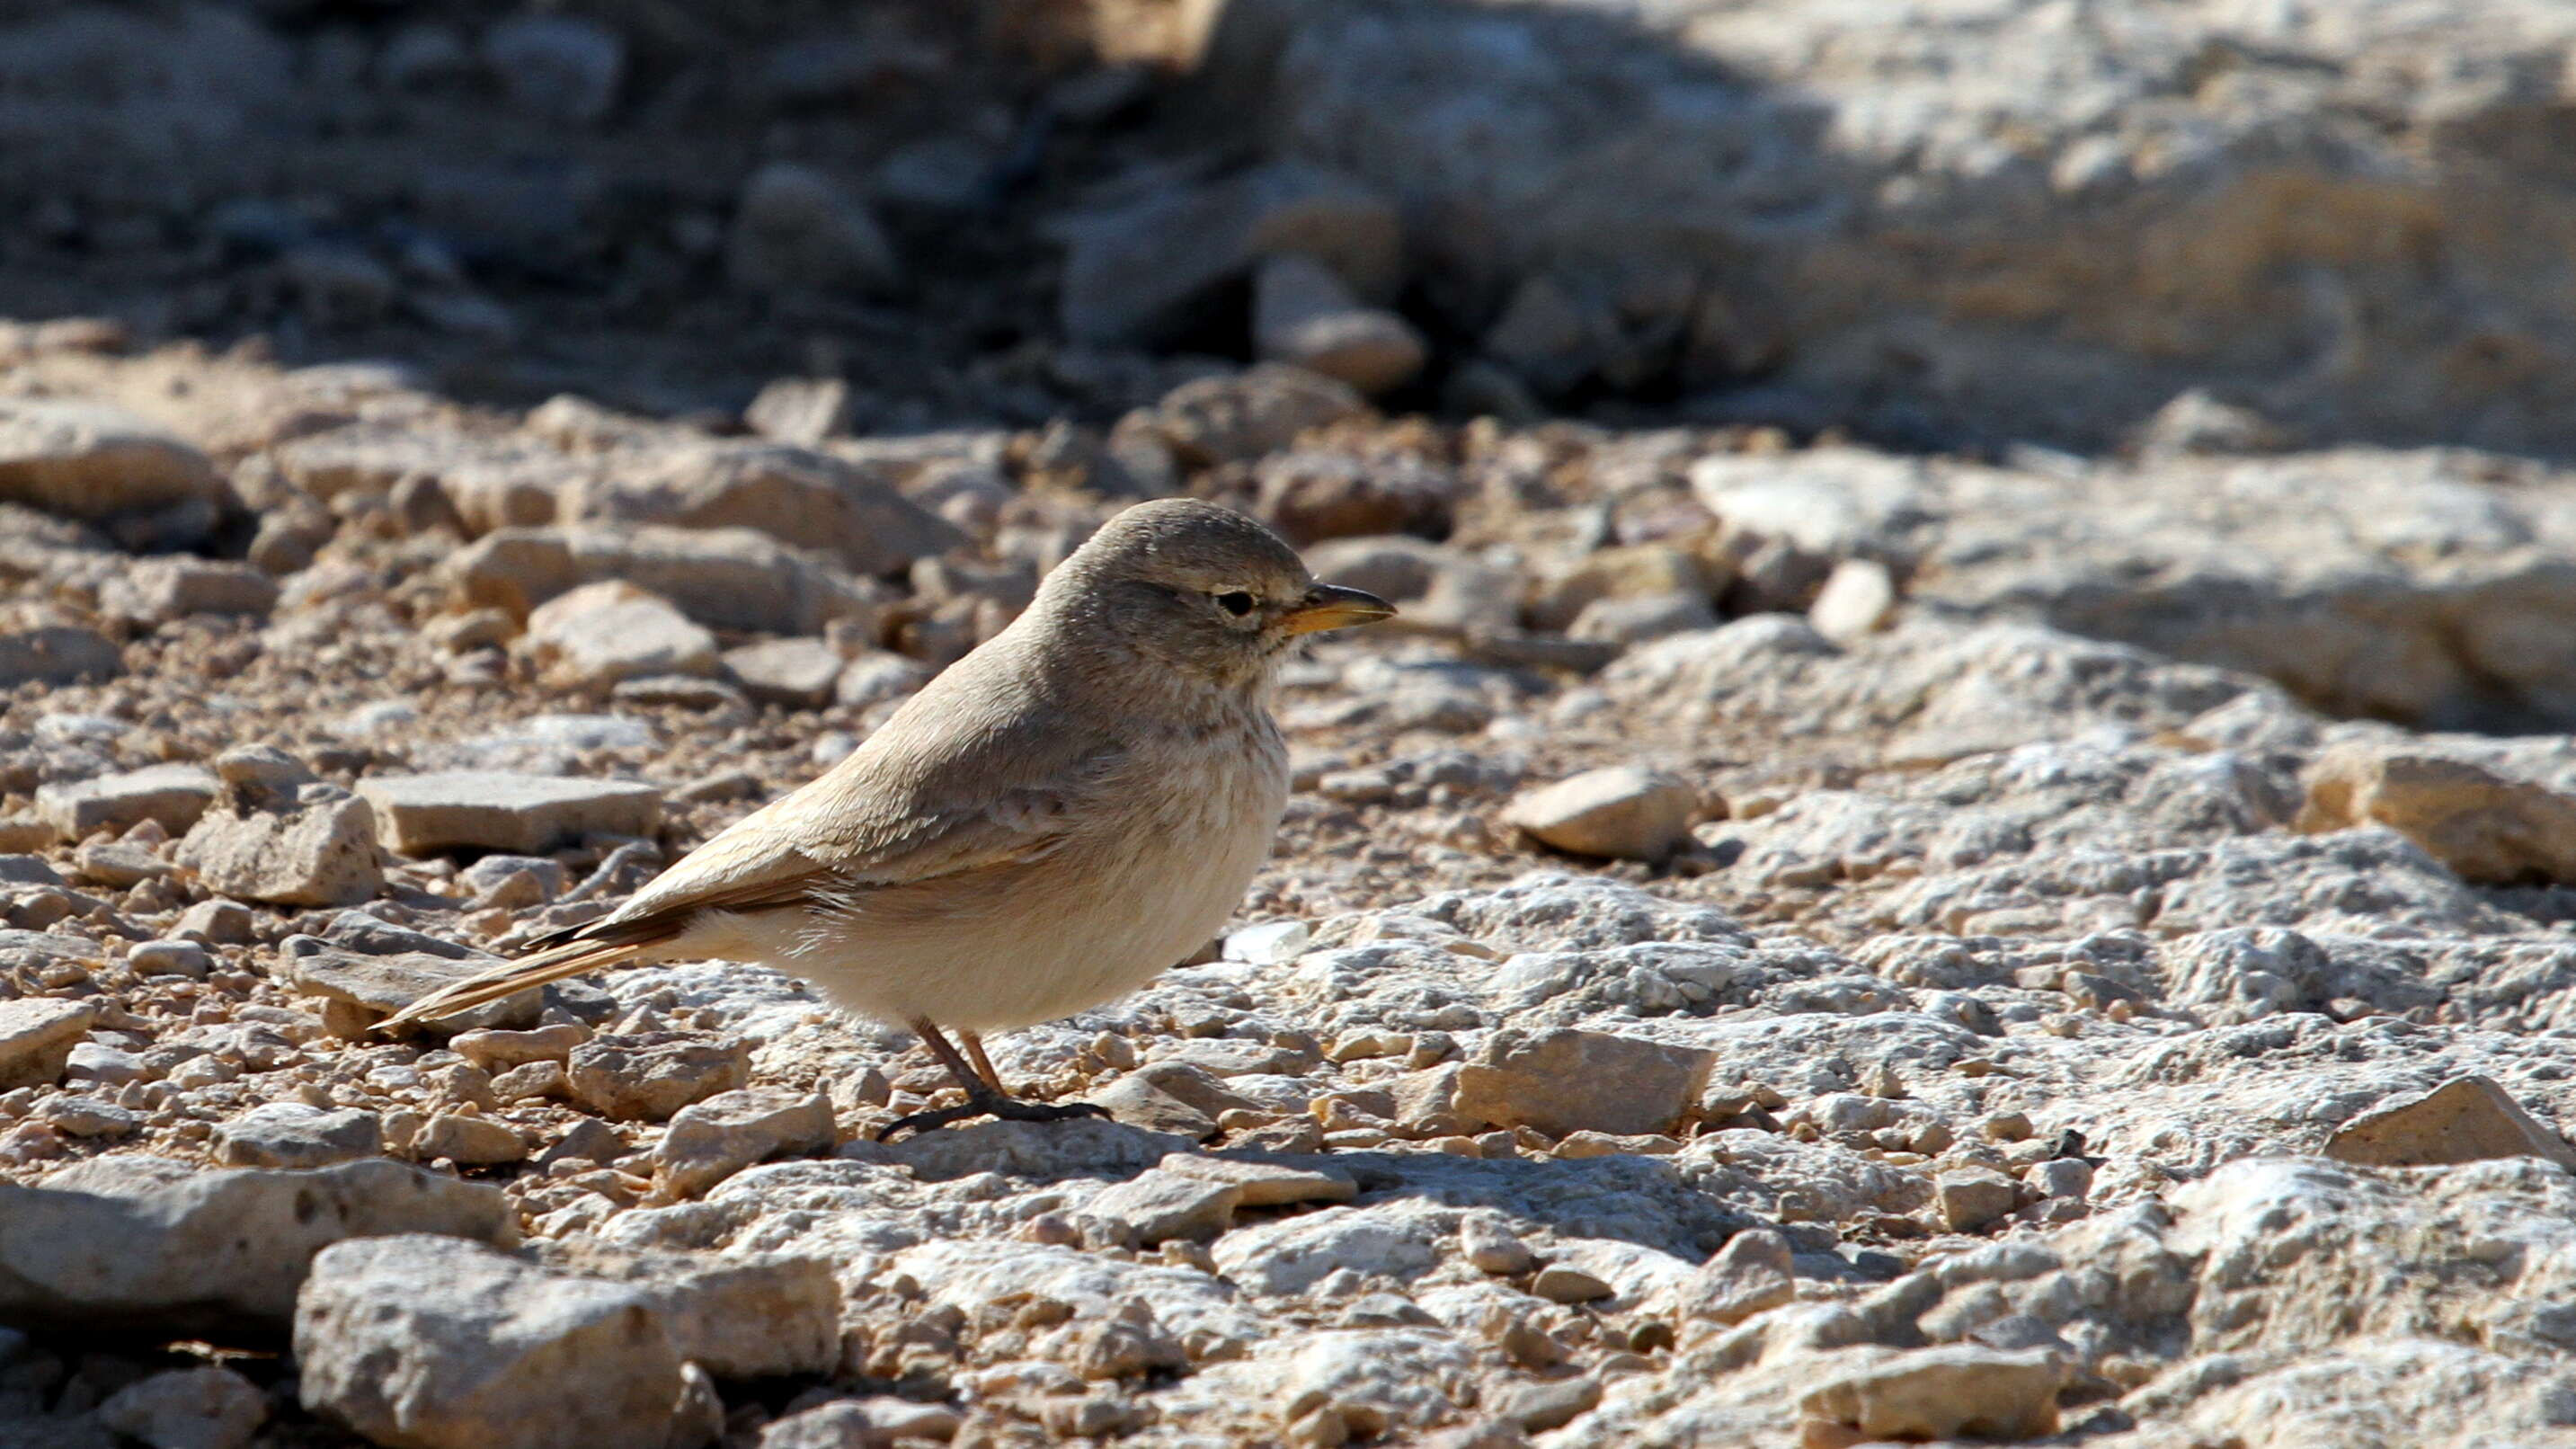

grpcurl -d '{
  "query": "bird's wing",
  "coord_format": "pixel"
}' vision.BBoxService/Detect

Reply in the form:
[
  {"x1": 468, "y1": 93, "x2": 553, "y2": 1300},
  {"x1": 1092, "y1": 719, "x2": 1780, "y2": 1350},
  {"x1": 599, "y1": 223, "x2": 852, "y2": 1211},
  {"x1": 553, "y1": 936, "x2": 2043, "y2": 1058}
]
[{"x1": 554, "y1": 668, "x2": 1127, "y2": 949}]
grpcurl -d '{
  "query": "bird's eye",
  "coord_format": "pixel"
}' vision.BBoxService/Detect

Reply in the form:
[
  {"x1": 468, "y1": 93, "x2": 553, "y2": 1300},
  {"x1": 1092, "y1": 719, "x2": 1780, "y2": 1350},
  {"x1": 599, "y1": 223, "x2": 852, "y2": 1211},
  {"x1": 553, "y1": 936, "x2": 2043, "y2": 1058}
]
[{"x1": 1214, "y1": 591, "x2": 1257, "y2": 617}]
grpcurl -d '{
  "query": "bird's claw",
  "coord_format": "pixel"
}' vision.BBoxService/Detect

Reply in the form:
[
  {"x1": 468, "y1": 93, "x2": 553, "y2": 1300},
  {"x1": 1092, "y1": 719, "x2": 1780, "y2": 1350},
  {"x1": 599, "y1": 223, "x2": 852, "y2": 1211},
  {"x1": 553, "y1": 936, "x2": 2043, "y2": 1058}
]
[{"x1": 878, "y1": 1091, "x2": 1114, "y2": 1142}]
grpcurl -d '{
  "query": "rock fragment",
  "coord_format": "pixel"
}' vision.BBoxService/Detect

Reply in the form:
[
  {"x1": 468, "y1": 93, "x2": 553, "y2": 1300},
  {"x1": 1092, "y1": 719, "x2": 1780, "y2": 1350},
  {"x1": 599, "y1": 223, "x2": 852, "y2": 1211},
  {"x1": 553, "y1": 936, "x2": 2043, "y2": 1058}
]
[
  {"x1": 569, "y1": 1033, "x2": 753, "y2": 1122},
  {"x1": 723, "y1": 636, "x2": 844, "y2": 708},
  {"x1": 1158, "y1": 1152, "x2": 1355, "y2": 1206},
  {"x1": 178, "y1": 778, "x2": 383, "y2": 908},
  {"x1": 36, "y1": 763, "x2": 218, "y2": 839},
  {"x1": 652, "y1": 1087, "x2": 834, "y2": 1197},
  {"x1": 1799, "y1": 1345, "x2": 2066, "y2": 1441},
  {"x1": 97, "y1": 1365, "x2": 268, "y2": 1449},
  {"x1": 730, "y1": 161, "x2": 902, "y2": 294},
  {"x1": 0, "y1": 616, "x2": 121, "y2": 687},
  {"x1": 0, "y1": 399, "x2": 220, "y2": 519},
  {"x1": 1082, "y1": 1169, "x2": 1244, "y2": 1246},
  {"x1": 2325, "y1": 1075, "x2": 2576, "y2": 1170},
  {"x1": 525, "y1": 580, "x2": 719, "y2": 687},
  {"x1": 1452, "y1": 1027, "x2": 1713, "y2": 1138},
  {"x1": 1808, "y1": 557, "x2": 1897, "y2": 643},
  {"x1": 0, "y1": 998, "x2": 94, "y2": 1089},
  {"x1": 99, "y1": 558, "x2": 280, "y2": 626},
  {"x1": 296, "y1": 1235, "x2": 688, "y2": 1449},
  {"x1": 358, "y1": 771, "x2": 662, "y2": 856},
  {"x1": 530, "y1": 1239, "x2": 842, "y2": 1378},
  {"x1": 1504, "y1": 766, "x2": 1697, "y2": 862},
  {"x1": 1935, "y1": 1169, "x2": 2021, "y2": 1232},
  {"x1": 1682, "y1": 1228, "x2": 1794, "y2": 1325},
  {"x1": 1, "y1": 1156, "x2": 512, "y2": 1330},
  {"x1": 1253, "y1": 253, "x2": 1426, "y2": 396},
  {"x1": 2300, "y1": 743, "x2": 2576, "y2": 885},
  {"x1": 214, "y1": 1103, "x2": 383, "y2": 1169}
]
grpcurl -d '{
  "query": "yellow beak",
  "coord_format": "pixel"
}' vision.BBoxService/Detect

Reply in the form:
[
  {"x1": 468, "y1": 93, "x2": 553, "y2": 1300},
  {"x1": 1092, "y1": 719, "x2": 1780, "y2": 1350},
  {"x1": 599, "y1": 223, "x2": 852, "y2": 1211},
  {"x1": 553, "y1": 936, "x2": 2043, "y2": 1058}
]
[{"x1": 1281, "y1": 583, "x2": 1398, "y2": 636}]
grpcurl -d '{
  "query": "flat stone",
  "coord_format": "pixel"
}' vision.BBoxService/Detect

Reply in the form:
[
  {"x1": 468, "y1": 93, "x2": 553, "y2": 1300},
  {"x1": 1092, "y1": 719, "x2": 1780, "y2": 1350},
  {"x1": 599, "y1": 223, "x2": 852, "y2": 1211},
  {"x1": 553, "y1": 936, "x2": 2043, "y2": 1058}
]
[
  {"x1": 36, "y1": 763, "x2": 218, "y2": 839},
  {"x1": 564, "y1": 441, "x2": 958, "y2": 578},
  {"x1": 722, "y1": 636, "x2": 844, "y2": 708},
  {"x1": 0, "y1": 998, "x2": 94, "y2": 1089},
  {"x1": 449, "y1": 1023, "x2": 590, "y2": 1072},
  {"x1": 1158, "y1": 1152, "x2": 1356, "y2": 1207},
  {"x1": 1082, "y1": 1169, "x2": 1244, "y2": 1246},
  {"x1": 2325, "y1": 1075, "x2": 2576, "y2": 1170},
  {"x1": 729, "y1": 160, "x2": 902, "y2": 295},
  {"x1": 1253, "y1": 252, "x2": 1426, "y2": 396},
  {"x1": 1799, "y1": 1345, "x2": 2067, "y2": 1441},
  {"x1": 2, "y1": 1156, "x2": 512, "y2": 1331},
  {"x1": 446, "y1": 523, "x2": 879, "y2": 636},
  {"x1": 296, "y1": 1234, "x2": 688, "y2": 1449},
  {"x1": 651, "y1": 1087, "x2": 833, "y2": 1197},
  {"x1": 1505, "y1": 766, "x2": 1699, "y2": 863},
  {"x1": 280, "y1": 936, "x2": 537, "y2": 1036},
  {"x1": 0, "y1": 399, "x2": 221, "y2": 519},
  {"x1": 567, "y1": 1033, "x2": 753, "y2": 1122},
  {"x1": 215, "y1": 1103, "x2": 383, "y2": 1169},
  {"x1": 357, "y1": 771, "x2": 662, "y2": 856},
  {"x1": 1532, "y1": 1265, "x2": 1614, "y2": 1303},
  {"x1": 1452, "y1": 1027, "x2": 1714, "y2": 1138}
]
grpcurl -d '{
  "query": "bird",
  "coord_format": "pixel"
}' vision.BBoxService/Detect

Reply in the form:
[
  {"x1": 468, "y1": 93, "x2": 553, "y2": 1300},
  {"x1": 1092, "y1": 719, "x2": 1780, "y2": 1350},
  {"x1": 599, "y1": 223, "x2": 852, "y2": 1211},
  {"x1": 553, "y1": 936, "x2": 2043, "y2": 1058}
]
[{"x1": 382, "y1": 497, "x2": 1396, "y2": 1138}]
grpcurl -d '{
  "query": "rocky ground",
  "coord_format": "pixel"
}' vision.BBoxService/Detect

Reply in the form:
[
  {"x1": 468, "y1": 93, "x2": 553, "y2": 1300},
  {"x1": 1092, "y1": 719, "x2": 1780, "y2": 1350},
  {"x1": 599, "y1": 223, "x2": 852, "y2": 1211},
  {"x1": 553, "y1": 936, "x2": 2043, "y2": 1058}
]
[{"x1": 4, "y1": 324, "x2": 2576, "y2": 1449}]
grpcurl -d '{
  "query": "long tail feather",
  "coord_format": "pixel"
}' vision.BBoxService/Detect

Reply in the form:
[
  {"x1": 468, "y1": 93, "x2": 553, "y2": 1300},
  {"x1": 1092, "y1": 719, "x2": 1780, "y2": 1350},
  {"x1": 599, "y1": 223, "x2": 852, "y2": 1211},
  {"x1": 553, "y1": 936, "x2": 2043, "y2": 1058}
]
[{"x1": 378, "y1": 937, "x2": 653, "y2": 1029}]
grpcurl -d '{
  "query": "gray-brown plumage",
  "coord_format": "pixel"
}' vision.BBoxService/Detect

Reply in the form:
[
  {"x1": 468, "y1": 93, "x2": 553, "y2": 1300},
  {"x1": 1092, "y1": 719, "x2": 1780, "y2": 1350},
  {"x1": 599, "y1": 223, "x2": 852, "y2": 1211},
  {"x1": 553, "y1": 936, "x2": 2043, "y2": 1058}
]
[{"x1": 382, "y1": 498, "x2": 1393, "y2": 1134}]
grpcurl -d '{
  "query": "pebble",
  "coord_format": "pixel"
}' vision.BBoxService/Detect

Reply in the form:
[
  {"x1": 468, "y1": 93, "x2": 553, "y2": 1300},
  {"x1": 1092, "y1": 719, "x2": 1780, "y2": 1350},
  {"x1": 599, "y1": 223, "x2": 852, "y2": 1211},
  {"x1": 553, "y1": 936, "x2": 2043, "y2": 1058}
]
[
  {"x1": 215, "y1": 1102, "x2": 384, "y2": 1169},
  {"x1": 0, "y1": 998, "x2": 95, "y2": 1089},
  {"x1": 651, "y1": 1087, "x2": 833, "y2": 1197},
  {"x1": 1502, "y1": 766, "x2": 1698, "y2": 862},
  {"x1": 35, "y1": 763, "x2": 218, "y2": 840},
  {"x1": 97, "y1": 1365, "x2": 269, "y2": 1449},
  {"x1": 567, "y1": 1033, "x2": 753, "y2": 1122}
]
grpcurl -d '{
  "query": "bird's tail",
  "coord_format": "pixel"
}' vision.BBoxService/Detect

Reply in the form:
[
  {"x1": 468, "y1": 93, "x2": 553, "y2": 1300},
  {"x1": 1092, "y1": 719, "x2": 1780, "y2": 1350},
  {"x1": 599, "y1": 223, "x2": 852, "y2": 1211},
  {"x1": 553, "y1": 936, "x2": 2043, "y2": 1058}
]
[{"x1": 378, "y1": 932, "x2": 656, "y2": 1029}]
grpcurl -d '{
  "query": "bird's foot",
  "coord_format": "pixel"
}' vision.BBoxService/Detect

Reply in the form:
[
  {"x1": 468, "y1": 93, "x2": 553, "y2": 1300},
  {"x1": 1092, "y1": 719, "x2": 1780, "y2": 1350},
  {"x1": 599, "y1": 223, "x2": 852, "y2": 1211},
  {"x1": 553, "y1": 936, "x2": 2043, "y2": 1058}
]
[{"x1": 878, "y1": 1090, "x2": 1113, "y2": 1142}]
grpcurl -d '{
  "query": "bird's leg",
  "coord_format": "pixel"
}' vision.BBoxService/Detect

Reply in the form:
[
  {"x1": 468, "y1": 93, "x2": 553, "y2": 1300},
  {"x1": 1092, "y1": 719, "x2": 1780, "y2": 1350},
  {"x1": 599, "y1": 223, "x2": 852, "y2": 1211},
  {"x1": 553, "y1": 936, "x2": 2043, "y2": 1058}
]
[
  {"x1": 957, "y1": 1029, "x2": 1007, "y2": 1093},
  {"x1": 879, "y1": 1018, "x2": 1114, "y2": 1141}
]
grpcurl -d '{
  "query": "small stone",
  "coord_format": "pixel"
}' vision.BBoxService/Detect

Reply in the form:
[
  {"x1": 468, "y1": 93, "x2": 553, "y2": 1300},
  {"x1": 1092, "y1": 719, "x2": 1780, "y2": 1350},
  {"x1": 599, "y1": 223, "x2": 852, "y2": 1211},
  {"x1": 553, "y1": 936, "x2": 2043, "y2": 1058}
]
[
  {"x1": 1082, "y1": 1169, "x2": 1244, "y2": 1246},
  {"x1": 1807, "y1": 558, "x2": 1898, "y2": 643},
  {"x1": 358, "y1": 771, "x2": 663, "y2": 856},
  {"x1": 652, "y1": 1088, "x2": 834, "y2": 1197},
  {"x1": 1799, "y1": 1345, "x2": 2067, "y2": 1441},
  {"x1": 1503, "y1": 766, "x2": 1697, "y2": 862},
  {"x1": 761, "y1": 1398, "x2": 962, "y2": 1449},
  {"x1": 178, "y1": 784, "x2": 383, "y2": 908},
  {"x1": 100, "y1": 559, "x2": 280, "y2": 627},
  {"x1": 1158, "y1": 1152, "x2": 1355, "y2": 1207},
  {"x1": 1222, "y1": 919, "x2": 1312, "y2": 965},
  {"x1": 1531, "y1": 1266, "x2": 1614, "y2": 1304},
  {"x1": 1982, "y1": 1112, "x2": 2034, "y2": 1142},
  {"x1": 1460, "y1": 1213, "x2": 1535, "y2": 1275},
  {"x1": 414, "y1": 1113, "x2": 529, "y2": 1166},
  {"x1": 0, "y1": 998, "x2": 94, "y2": 1089},
  {"x1": 173, "y1": 899, "x2": 255, "y2": 945},
  {"x1": 36, "y1": 763, "x2": 218, "y2": 839},
  {"x1": 730, "y1": 161, "x2": 902, "y2": 294},
  {"x1": 1452, "y1": 1027, "x2": 1714, "y2": 1138},
  {"x1": 527, "y1": 581, "x2": 719, "y2": 688},
  {"x1": 837, "y1": 651, "x2": 932, "y2": 710},
  {"x1": 0, "y1": 399, "x2": 220, "y2": 520},
  {"x1": 1253, "y1": 253, "x2": 1426, "y2": 396},
  {"x1": 1489, "y1": 1375, "x2": 1601, "y2": 1433},
  {"x1": 43, "y1": 1095, "x2": 138, "y2": 1137},
  {"x1": 490, "y1": 1060, "x2": 567, "y2": 1102},
  {"x1": 1935, "y1": 1169, "x2": 2020, "y2": 1232},
  {"x1": 2025, "y1": 1158, "x2": 2094, "y2": 1200},
  {"x1": 128, "y1": 938, "x2": 210, "y2": 978},
  {"x1": 1682, "y1": 1228, "x2": 1794, "y2": 1325},
  {"x1": 481, "y1": 14, "x2": 624, "y2": 125},
  {"x1": 568, "y1": 1033, "x2": 753, "y2": 1122},
  {"x1": 722, "y1": 637, "x2": 844, "y2": 708},
  {"x1": 98, "y1": 1365, "x2": 268, "y2": 1449},
  {"x1": 2300, "y1": 744, "x2": 2576, "y2": 885},
  {"x1": 2324, "y1": 1075, "x2": 2576, "y2": 1170},
  {"x1": 450, "y1": 1022, "x2": 591, "y2": 1071},
  {"x1": 743, "y1": 378, "x2": 857, "y2": 446},
  {"x1": 216, "y1": 1103, "x2": 383, "y2": 1169},
  {"x1": 529, "y1": 1239, "x2": 842, "y2": 1379},
  {"x1": 296, "y1": 1235, "x2": 687, "y2": 1449}
]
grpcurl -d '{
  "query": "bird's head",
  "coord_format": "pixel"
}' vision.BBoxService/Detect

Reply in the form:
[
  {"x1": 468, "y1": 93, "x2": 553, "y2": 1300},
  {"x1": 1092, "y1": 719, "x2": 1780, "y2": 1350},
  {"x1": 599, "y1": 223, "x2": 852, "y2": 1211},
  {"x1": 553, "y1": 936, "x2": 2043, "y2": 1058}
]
[{"x1": 1039, "y1": 498, "x2": 1397, "y2": 691}]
